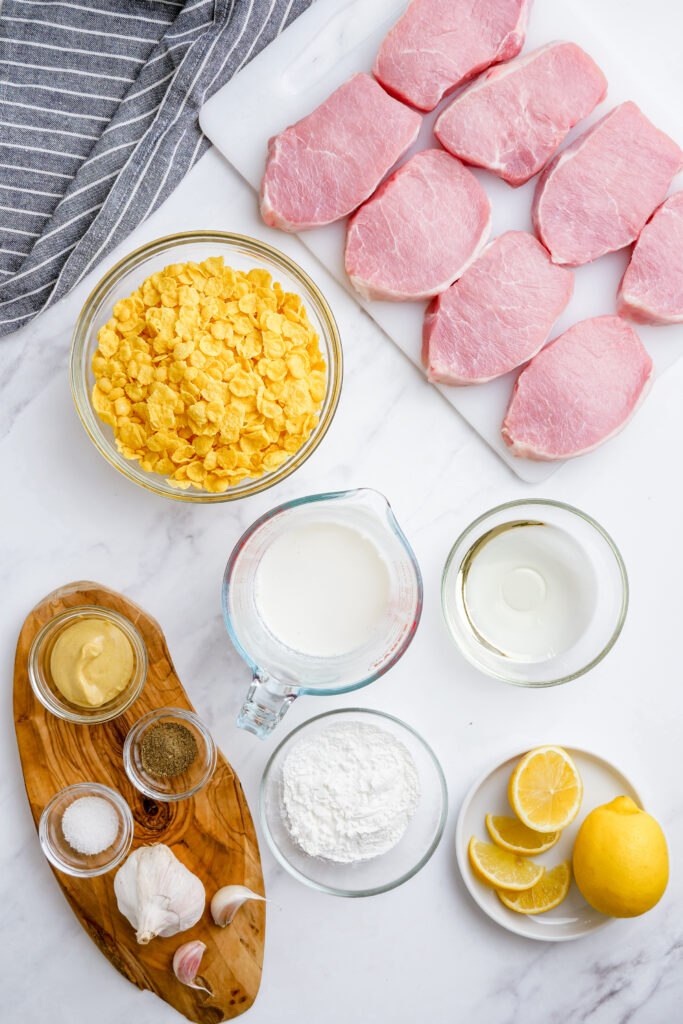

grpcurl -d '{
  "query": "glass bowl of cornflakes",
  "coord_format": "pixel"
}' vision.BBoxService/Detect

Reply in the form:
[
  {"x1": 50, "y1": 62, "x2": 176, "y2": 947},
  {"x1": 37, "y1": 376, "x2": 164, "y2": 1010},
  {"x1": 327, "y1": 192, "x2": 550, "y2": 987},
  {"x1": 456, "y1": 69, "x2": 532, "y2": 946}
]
[{"x1": 70, "y1": 231, "x2": 343, "y2": 502}]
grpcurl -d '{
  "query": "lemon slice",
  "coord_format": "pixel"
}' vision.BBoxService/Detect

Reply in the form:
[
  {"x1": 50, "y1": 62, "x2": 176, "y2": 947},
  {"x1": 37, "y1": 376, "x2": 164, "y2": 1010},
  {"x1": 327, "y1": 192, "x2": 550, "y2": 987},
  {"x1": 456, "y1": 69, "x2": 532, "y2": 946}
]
[
  {"x1": 485, "y1": 813, "x2": 560, "y2": 855},
  {"x1": 497, "y1": 861, "x2": 572, "y2": 914},
  {"x1": 508, "y1": 745, "x2": 583, "y2": 832},
  {"x1": 468, "y1": 836, "x2": 545, "y2": 891}
]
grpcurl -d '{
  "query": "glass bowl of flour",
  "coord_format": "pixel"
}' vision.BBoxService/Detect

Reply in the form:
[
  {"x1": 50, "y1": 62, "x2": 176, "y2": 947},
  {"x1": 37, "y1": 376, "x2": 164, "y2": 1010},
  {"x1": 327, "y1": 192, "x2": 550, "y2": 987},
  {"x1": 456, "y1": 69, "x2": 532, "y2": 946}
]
[{"x1": 259, "y1": 708, "x2": 448, "y2": 896}]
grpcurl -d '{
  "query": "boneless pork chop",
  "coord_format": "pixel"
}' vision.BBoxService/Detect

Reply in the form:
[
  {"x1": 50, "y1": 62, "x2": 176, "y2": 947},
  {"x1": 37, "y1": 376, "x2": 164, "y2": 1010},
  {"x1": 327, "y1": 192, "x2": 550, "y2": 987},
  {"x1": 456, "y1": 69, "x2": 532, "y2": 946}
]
[
  {"x1": 434, "y1": 42, "x2": 607, "y2": 187},
  {"x1": 422, "y1": 232, "x2": 574, "y2": 385},
  {"x1": 502, "y1": 315, "x2": 653, "y2": 460},
  {"x1": 373, "y1": 0, "x2": 532, "y2": 112},
  {"x1": 344, "y1": 149, "x2": 491, "y2": 302},
  {"x1": 260, "y1": 73, "x2": 421, "y2": 231},
  {"x1": 617, "y1": 192, "x2": 683, "y2": 325},
  {"x1": 533, "y1": 102, "x2": 683, "y2": 266}
]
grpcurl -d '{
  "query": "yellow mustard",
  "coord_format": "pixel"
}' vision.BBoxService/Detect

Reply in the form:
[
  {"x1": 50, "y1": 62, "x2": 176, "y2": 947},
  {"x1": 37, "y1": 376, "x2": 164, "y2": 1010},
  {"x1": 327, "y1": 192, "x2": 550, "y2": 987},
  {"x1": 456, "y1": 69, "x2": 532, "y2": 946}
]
[{"x1": 50, "y1": 618, "x2": 134, "y2": 708}]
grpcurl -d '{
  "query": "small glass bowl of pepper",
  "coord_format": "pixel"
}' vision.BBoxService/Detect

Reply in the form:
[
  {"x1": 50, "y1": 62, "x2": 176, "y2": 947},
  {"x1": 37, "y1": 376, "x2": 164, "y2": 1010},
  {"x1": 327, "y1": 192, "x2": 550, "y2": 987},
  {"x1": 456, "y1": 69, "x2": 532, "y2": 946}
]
[{"x1": 123, "y1": 707, "x2": 217, "y2": 802}]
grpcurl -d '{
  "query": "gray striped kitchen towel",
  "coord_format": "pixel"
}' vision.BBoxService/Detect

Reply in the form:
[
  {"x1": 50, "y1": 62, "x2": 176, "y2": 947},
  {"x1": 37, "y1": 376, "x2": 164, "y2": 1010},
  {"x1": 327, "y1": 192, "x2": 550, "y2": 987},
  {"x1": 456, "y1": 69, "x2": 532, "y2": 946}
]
[{"x1": 0, "y1": 0, "x2": 312, "y2": 338}]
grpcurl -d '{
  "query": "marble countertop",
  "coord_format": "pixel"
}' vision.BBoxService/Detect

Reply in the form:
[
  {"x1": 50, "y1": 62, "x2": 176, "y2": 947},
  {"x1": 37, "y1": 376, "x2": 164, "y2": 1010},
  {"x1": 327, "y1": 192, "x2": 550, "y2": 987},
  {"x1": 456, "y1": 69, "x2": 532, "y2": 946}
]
[{"x1": 2, "y1": 2, "x2": 682, "y2": 1021}]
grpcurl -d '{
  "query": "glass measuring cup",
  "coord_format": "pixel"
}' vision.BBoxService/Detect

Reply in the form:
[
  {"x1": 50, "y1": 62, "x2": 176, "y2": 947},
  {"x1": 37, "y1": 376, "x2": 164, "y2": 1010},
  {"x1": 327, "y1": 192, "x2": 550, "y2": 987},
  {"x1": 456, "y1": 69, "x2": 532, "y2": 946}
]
[{"x1": 222, "y1": 488, "x2": 423, "y2": 738}]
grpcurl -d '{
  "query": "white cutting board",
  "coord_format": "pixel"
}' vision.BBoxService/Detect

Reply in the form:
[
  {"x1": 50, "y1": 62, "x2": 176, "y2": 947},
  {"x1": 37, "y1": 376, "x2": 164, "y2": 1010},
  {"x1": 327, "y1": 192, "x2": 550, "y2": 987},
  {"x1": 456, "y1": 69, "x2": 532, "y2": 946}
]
[{"x1": 200, "y1": 0, "x2": 683, "y2": 482}]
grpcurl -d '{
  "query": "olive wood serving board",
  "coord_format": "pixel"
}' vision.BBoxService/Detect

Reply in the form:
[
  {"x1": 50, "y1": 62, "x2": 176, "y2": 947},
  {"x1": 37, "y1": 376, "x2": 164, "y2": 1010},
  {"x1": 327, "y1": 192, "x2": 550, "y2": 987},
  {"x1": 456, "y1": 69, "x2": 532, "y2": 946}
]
[{"x1": 13, "y1": 582, "x2": 265, "y2": 1024}]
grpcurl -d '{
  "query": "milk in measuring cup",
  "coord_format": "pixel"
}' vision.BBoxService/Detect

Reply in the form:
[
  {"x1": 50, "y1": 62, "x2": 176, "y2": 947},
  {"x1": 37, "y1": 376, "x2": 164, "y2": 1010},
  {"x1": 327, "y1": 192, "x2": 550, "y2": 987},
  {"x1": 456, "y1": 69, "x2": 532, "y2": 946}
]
[
  {"x1": 254, "y1": 521, "x2": 391, "y2": 657},
  {"x1": 462, "y1": 522, "x2": 597, "y2": 662}
]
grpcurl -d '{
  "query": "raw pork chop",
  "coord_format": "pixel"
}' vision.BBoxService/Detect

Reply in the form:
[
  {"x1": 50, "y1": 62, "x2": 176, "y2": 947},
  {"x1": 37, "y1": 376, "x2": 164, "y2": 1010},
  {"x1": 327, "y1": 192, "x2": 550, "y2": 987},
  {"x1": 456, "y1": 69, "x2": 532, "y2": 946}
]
[
  {"x1": 260, "y1": 73, "x2": 421, "y2": 231},
  {"x1": 502, "y1": 315, "x2": 653, "y2": 460},
  {"x1": 344, "y1": 149, "x2": 491, "y2": 302},
  {"x1": 617, "y1": 192, "x2": 683, "y2": 325},
  {"x1": 373, "y1": 0, "x2": 532, "y2": 112},
  {"x1": 422, "y1": 232, "x2": 574, "y2": 385},
  {"x1": 533, "y1": 102, "x2": 683, "y2": 266},
  {"x1": 434, "y1": 42, "x2": 607, "y2": 187}
]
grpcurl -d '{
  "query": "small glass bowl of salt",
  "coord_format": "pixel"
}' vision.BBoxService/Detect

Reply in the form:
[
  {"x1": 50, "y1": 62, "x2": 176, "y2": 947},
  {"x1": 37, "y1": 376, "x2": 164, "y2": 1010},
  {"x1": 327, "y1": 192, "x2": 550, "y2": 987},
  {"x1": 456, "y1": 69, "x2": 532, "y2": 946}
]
[{"x1": 39, "y1": 782, "x2": 134, "y2": 877}]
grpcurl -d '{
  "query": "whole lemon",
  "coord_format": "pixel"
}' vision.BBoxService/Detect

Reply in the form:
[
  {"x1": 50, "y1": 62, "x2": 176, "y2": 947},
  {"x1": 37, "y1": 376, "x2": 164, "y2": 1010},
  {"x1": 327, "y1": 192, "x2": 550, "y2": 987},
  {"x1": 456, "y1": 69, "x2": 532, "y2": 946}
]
[{"x1": 573, "y1": 796, "x2": 668, "y2": 917}]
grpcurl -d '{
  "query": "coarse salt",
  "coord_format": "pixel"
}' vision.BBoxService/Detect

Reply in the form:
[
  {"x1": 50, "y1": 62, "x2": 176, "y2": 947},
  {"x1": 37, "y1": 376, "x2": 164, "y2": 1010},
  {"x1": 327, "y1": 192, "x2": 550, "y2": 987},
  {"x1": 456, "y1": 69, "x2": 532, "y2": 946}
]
[{"x1": 61, "y1": 795, "x2": 119, "y2": 855}]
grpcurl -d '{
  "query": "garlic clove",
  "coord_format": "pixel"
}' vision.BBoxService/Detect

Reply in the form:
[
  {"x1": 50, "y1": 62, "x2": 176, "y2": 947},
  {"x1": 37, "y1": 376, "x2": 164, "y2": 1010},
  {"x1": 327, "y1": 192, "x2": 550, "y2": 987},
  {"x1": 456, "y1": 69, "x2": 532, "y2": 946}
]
[
  {"x1": 173, "y1": 940, "x2": 212, "y2": 994},
  {"x1": 210, "y1": 885, "x2": 266, "y2": 927}
]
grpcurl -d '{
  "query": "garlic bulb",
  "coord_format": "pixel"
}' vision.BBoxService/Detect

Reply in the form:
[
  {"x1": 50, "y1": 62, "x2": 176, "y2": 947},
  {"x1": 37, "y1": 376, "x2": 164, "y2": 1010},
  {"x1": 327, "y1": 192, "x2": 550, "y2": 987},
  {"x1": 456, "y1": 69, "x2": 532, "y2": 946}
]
[
  {"x1": 114, "y1": 844, "x2": 205, "y2": 944},
  {"x1": 210, "y1": 884, "x2": 266, "y2": 927},
  {"x1": 173, "y1": 940, "x2": 211, "y2": 994}
]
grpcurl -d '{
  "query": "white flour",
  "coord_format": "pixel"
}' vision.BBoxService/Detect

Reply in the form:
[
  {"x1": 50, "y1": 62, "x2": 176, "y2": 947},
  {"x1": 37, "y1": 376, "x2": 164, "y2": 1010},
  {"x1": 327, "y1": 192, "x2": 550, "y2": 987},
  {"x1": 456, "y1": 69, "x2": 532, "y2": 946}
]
[{"x1": 281, "y1": 721, "x2": 420, "y2": 863}]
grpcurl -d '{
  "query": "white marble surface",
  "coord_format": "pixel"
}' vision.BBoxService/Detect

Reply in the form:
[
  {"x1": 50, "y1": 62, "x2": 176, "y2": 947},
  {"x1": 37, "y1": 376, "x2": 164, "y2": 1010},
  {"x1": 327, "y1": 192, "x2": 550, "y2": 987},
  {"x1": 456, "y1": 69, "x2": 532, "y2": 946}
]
[{"x1": 1, "y1": 1, "x2": 682, "y2": 1021}]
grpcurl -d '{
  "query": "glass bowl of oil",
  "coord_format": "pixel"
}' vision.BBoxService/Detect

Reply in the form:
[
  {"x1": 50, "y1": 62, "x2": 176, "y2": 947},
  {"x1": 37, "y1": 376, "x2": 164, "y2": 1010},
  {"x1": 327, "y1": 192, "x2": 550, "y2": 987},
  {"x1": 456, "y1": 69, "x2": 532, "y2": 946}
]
[{"x1": 441, "y1": 499, "x2": 628, "y2": 686}]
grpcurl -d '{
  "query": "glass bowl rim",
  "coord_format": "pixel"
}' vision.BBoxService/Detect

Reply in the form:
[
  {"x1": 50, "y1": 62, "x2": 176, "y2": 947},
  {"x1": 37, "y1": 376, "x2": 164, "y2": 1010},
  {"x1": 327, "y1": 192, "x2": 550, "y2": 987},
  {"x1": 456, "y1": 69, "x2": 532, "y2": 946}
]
[
  {"x1": 38, "y1": 781, "x2": 135, "y2": 877},
  {"x1": 259, "y1": 706, "x2": 448, "y2": 897},
  {"x1": 28, "y1": 605, "x2": 148, "y2": 723},
  {"x1": 69, "y1": 229, "x2": 343, "y2": 503},
  {"x1": 122, "y1": 705, "x2": 217, "y2": 802},
  {"x1": 441, "y1": 498, "x2": 629, "y2": 688}
]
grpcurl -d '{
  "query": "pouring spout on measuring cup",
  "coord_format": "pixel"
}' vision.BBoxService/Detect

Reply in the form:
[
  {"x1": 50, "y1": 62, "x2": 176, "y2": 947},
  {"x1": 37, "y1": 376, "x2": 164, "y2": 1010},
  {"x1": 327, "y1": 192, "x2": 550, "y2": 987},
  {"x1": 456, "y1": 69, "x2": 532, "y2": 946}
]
[{"x1": 237, "y1": 671, "x2": 299, "y2": 738}]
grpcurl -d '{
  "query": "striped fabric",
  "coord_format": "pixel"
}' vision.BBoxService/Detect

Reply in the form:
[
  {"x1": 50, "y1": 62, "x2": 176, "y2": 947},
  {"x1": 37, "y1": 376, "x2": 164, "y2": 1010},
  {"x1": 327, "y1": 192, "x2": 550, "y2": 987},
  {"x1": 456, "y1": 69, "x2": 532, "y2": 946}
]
[{"x1": 0, "y1": 0, "x2": 311, "y2": 338}]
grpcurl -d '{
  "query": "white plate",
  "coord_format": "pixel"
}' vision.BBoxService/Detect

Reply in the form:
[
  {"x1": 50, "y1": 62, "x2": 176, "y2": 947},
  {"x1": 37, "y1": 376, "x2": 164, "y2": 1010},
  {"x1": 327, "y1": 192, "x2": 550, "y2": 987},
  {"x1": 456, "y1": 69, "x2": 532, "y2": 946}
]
[
  {"x1": 455, "y1": 746, "x2": 643, "y2": 941},
  {"x1": 200, "y1": 0, "x2": 683, "y2": 482}
]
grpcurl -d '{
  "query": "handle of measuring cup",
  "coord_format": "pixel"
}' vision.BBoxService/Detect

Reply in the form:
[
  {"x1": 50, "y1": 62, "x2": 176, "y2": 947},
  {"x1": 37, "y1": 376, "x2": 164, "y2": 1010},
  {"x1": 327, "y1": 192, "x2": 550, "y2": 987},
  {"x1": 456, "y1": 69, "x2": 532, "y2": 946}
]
[{"x1": 236, "y1": 670, "x2": 298, "y2": 739}]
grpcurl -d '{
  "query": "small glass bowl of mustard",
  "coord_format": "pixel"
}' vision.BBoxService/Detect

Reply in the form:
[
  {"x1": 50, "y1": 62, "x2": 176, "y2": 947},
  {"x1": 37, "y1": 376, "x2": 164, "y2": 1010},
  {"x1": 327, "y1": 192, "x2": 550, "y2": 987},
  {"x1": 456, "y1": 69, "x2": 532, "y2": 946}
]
[
  {"x1": 123, "y1": 707, "x2": 217, "y2": 802},
  {"x1": 28, "y1": 606, "x2": 147, "y2": 724}
]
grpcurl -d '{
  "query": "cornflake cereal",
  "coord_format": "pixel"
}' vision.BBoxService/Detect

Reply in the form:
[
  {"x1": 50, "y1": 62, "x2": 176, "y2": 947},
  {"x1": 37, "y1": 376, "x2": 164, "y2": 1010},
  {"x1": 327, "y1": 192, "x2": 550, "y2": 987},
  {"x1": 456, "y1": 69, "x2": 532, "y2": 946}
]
[{"x1": 91, "y1": 257, "x2": 327, "y2": 492}]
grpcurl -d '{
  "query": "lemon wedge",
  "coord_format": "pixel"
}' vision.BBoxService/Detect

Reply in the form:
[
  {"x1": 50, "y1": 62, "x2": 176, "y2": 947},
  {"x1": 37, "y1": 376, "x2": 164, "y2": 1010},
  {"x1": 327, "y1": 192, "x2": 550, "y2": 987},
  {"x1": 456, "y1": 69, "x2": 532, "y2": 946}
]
[
  {"x1": 468, "y1": 836, "x2": 545, "y2": 891},
  {"x1": 485, "y1": 813, "x2": 560, "y2": 855},
  {"x1": 497, "y1": 861, "x2": 571, "y2": 914}
]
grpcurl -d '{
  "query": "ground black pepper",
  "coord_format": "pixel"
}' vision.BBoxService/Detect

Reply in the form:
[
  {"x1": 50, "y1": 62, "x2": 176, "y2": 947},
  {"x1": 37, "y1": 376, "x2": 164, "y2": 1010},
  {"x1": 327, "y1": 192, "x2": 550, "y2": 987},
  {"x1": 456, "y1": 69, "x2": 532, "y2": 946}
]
[{"x1": 140, "y1": 721, "x2": 198, "y2": 778}]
